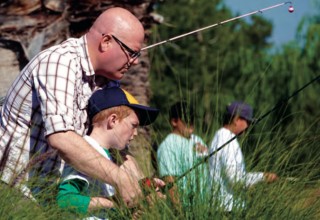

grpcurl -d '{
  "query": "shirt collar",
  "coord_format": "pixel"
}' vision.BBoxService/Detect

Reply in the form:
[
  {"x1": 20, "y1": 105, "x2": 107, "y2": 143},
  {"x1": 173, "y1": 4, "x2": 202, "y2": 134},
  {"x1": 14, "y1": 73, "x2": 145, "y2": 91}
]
[
  {"x1": 221, "y1": 127, "x2": 236, "y2": 137},
  {"x1": 84, "y1": 135, "x2": 111, "y2": 160},
  {"x1": 79, "y1": 35, "x2": 95, "y2": 77}
]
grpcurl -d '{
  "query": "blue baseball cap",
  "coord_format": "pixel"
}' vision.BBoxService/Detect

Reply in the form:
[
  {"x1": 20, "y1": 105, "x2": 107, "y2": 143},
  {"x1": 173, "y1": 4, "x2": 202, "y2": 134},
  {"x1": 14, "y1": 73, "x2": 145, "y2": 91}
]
[
  {"x1": 88, "y1": 86, "x2": 159, "y2": 126},
  {"x1": 226, "y1": 101, "x2": 254, "y2": 122}
]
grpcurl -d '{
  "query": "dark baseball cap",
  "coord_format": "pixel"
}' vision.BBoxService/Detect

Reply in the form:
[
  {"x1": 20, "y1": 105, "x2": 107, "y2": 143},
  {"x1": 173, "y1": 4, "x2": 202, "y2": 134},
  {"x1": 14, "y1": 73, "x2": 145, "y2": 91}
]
[
  {"x1": 226, "y1": 101, "x2": 254, "y2": 122},
  {"x1": 88, "y1": 86, "x2": 159, "y2": 126},
  {"x1": 169, "y1": 101, "x2": 195, "y2": 123}
]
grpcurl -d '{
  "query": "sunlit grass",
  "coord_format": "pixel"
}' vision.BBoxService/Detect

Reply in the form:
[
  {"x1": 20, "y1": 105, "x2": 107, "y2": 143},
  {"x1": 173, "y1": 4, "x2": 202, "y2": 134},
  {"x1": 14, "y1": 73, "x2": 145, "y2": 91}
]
[
  {"x1": 0, "y1": 119, "x2": 319, "y2": 219},
  {"x1": 1, "y1": 89, "x2": 319, "y2": 219}
]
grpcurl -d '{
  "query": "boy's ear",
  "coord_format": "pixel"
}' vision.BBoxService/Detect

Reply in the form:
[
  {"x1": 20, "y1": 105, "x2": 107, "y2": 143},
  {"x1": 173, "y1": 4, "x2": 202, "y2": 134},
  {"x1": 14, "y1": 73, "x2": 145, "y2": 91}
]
[
  {"x1": 108, "y1": 113, "x2": 118, "y2": 128},
  {"x1": 233, "y1": 116, "x2": 241, "y2": 125},
  {"x1": 170, "y1": 118, "x2": 179, "y2": 127},
  {"x1": 100, "y1": 34, "x2": 112, "y2": 52}
]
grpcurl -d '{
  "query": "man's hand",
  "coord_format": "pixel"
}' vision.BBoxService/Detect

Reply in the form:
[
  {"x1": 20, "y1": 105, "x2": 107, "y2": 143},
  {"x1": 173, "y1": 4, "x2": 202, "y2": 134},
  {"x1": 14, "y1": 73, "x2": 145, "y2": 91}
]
[
  {"x1": 116, "y1": 173, "x2": 143, "y2": 207},
  {"x1": 120, "y1": 155, "x2": 145, "y2": 180}
]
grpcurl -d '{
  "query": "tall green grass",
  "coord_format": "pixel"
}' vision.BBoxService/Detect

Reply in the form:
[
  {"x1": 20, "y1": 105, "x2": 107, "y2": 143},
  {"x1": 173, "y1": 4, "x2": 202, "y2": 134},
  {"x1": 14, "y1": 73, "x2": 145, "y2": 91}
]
[
  {"x1": 0, "y1": 103, "x2": 319, "y2": 220},
  {"x1": 0, "y1": 80, "x2": 319, "y2": 219},
  {"x1": 0, "y1": 118, "x2": 319, "y2": 219}
]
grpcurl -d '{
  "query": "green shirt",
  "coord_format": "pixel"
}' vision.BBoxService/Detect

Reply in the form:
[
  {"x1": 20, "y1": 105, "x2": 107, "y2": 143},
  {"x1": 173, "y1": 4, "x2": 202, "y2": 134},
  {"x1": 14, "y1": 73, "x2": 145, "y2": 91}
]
[
  {"x1": 57, "y1": 140, "x2": 113, "y2": 215},
  {"x1": 57, "y1": 178, "x2": 91, "y2": 214},
  {"x1": 157, "y1": 133, "x2": 209, "y2": 203}
]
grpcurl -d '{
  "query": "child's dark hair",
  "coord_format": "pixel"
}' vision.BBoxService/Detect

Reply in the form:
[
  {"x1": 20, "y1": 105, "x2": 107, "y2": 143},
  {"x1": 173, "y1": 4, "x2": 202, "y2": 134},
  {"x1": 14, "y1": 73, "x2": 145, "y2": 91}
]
[
  {"x1": 222, "y1": 112, "x2": 235, "y2": 125},
  {"x1": 222, "y1": 110, "x2": 251, "y2": 126},
  {"x1": 169, "y1": 101, "x2": 195, "y2": 124}
]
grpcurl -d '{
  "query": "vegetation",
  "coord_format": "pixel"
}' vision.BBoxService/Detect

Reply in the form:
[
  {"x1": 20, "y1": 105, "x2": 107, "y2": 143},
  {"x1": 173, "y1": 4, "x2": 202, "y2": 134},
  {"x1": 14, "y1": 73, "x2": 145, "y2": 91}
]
[
  {"x1": 149, "y1": 0, "x2": 319, "y2": 176},
  {"x1": 146, "y1": 0, "x2": 319, "y2": 218},
  {"x1": 1, "y1": 0, "x2": 319, "y2": 219}
]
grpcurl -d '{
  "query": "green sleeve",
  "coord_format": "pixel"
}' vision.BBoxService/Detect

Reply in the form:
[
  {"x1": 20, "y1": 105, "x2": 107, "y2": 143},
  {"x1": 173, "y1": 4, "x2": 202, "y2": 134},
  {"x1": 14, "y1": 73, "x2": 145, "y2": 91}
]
[{"x1": 57, "y1": 179, "x2": 91, "y2": 214}]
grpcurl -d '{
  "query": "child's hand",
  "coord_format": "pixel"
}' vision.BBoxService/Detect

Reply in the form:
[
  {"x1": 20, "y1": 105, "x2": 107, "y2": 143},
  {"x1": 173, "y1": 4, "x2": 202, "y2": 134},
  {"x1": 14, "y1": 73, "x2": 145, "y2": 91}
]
[
  {"x1": 139, "y1": 177, "x2": 166, "y2": 194},
  {"x1": 152, "y1": 177, "x2": 166, "y2": 191},
  {"x1": 194, "y1": 143, "x2": 208, "y2": 154},
  {"x1": 263, "y1": 172, "x2": 278, "y2": 183}
]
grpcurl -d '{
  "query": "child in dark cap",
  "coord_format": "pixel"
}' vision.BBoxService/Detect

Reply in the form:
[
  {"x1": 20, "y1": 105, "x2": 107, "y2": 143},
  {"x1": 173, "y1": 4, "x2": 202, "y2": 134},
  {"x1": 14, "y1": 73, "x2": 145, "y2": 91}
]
[
  {"x1": 157, "y1": 101, "x2": 208, "y2": 209},
  {"x1": 57, "y1": 86, "x2": 164, "y2": 218},
  {"x1": 208, "y1": 101, "x2": 278, "y2": 212}
]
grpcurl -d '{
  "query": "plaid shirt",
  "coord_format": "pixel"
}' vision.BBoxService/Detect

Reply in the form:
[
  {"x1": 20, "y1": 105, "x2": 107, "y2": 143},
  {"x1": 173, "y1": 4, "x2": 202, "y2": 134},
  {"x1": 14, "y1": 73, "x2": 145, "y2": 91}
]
[{"x1": 0, "y1": 36, "x2": 98, "y2": 193}]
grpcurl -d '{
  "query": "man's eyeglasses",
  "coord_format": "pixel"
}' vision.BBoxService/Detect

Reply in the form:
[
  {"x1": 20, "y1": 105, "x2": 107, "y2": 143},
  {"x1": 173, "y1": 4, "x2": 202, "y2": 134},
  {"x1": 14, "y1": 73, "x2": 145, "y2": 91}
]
[{"x1": 106, "y1": 34, "x2": 141, "y2": 60}]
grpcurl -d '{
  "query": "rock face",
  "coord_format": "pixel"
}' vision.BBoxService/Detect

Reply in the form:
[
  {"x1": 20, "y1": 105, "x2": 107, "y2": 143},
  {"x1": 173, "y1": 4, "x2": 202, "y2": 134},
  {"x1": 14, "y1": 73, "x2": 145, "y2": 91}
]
[
  {"x1": 0, "y1": 0, "x2": 160, "y2": 176},
  {"x1": 0, "y1": 47, "x2": 20, "y2": 98}
]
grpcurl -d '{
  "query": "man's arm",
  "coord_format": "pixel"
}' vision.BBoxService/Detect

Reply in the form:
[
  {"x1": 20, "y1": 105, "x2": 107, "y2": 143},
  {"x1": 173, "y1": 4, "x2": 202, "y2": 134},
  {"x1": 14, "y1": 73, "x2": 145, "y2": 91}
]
[
  {"x1": 47, "y1": 130, "x2": 142, "y2": 207},
  {"x1": 120, "y1": 155, "x2": 145, "y2": 180}
]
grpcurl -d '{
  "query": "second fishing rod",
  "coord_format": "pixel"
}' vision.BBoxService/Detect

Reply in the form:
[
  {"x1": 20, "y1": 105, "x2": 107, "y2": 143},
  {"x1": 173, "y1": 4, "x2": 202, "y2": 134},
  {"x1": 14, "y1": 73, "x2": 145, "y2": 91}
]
[{"x1": 153, "y1": 74, "x2": 320, "y2": 192}]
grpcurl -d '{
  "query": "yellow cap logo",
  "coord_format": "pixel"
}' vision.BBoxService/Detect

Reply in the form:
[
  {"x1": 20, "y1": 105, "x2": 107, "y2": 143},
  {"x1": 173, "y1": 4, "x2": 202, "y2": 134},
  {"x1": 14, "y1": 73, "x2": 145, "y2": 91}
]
[{"x1": 122, "y1": 89, "x2": 139, "y2": 104}]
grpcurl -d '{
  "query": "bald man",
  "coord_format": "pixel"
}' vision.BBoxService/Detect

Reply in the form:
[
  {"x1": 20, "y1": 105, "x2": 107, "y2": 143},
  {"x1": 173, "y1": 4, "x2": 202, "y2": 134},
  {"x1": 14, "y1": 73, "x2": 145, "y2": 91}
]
[{"x1": 0, "y1": 7, "x2": 144, "y2": 207}]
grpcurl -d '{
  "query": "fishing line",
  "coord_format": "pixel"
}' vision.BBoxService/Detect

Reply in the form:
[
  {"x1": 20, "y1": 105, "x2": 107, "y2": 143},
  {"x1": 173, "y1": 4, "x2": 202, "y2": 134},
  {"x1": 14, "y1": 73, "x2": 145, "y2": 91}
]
[
  {"x1": 170, "y1": 74, "x2": 320, "y2": 187},
  {"x1": 142, "y1": 1, "x2": 293, "y2": 51}
]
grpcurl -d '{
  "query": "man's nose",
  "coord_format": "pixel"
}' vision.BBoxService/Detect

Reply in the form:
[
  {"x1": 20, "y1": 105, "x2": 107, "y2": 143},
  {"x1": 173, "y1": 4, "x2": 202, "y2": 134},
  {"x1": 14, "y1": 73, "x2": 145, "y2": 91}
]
[{"x1": 130, "y1": 57, "x2": 139, "y2": 65}]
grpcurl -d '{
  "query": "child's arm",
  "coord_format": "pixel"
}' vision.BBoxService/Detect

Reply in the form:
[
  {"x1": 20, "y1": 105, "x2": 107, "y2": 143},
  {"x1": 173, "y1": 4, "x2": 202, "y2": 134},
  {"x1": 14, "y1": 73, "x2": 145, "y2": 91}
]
[
  {"x1": 88, "y1": 197, "x2": 114, "y2": 210},
  {"x1": 57, "y1": 178, "x2": 114, "y2": 214},
  {"x1": 57, "y1": 179, "x2": 91, "y2": 214}
]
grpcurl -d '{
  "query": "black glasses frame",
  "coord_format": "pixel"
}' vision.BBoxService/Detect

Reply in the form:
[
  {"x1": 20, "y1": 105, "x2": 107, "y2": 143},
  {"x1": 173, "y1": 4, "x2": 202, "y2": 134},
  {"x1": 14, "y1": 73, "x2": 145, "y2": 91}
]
[{"x1": 106, "y1": 34, "x2": 141, "y2": 59}]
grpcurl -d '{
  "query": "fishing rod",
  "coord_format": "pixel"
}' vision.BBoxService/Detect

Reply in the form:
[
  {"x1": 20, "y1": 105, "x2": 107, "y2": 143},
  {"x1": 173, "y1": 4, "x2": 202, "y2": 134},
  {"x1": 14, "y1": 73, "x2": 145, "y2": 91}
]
[
  {"x1": 142, "y1": 1, "x2": 294, "y2": 51},
  {"x1": 171, "y1": 74, "x2": 320, "y2": 185}
]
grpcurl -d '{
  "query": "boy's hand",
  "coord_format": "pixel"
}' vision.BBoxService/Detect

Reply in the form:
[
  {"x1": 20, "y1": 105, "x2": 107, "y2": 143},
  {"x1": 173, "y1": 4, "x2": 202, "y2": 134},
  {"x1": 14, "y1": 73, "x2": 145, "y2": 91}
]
[
  {"x1": 263, "y1": 172, "x2": 278, "y2": 183},
  {"x1": 194, "y1": 143, "x2": 208, "y2": 154},
  {"x1": 139, "y1": 177, "x2": 166, "y2": 194},
  {"x1": 152, "y1": 177, "x2": 166, "y2": 190}
]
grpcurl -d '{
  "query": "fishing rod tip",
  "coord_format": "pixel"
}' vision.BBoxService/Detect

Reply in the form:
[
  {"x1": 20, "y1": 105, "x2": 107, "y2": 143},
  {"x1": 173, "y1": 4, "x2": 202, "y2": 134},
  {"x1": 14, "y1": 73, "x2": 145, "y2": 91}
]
[{"x1": 288, "y1": 5, "x2": 294, "y2": 13}]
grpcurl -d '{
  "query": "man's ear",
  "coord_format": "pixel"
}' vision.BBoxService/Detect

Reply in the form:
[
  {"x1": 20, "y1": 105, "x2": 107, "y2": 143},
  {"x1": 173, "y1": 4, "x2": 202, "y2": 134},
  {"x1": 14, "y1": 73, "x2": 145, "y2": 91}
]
[{"x1": 100, "y1": 34, "x2": 112, "y2": 52}]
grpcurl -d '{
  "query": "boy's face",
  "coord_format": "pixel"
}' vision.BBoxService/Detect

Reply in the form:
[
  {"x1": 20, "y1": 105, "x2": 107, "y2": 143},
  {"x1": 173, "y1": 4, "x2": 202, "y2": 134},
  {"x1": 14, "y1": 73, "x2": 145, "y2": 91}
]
[
  {"x1": 113, "y1": 110, "x2": 139, "y2": 150},
  {"x1": 172, "y1": 118, "x2": 194, "y2": 138},
  {"x1": 234, "y1": 117, "x2": 249, "y2": 135}
]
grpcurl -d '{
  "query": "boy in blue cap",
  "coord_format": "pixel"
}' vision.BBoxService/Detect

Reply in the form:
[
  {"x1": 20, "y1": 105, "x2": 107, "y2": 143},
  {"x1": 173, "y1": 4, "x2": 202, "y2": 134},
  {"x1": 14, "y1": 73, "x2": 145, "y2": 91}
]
[
  {"x1": 57, "y1": 86, "x2": 164, "y2": 218},
  {"x1": 208, "y1": 101, "x2": 278, "y2": 212}
]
